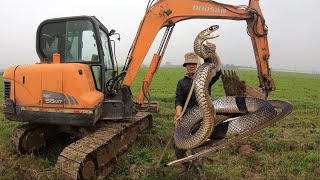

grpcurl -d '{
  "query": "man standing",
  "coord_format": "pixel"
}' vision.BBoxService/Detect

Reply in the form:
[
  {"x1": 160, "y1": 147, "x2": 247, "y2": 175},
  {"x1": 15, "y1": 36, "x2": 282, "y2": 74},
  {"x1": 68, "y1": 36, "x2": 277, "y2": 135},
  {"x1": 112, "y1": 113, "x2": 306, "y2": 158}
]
[{"x1": 174, "y1": 42, "x2": 222, "y2": 178}]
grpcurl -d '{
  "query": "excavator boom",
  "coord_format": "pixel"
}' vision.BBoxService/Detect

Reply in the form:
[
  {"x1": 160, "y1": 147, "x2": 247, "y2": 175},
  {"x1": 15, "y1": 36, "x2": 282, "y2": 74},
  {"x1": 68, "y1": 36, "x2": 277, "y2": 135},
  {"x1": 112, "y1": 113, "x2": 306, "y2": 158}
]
[{"x1": 122, "y1": 0, "x2": 273, "y2": 103}]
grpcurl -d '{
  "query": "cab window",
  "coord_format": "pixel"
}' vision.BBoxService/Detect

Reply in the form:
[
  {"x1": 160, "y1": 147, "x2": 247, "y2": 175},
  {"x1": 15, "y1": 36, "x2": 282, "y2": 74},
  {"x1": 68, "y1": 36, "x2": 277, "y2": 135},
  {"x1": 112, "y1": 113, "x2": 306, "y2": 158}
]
[
  {"x1": 39, "y1": 20, "x2": 99, "y2": 62},
  {"x1": 99, "y1": 29, "x2": 114, "y2": 82}
]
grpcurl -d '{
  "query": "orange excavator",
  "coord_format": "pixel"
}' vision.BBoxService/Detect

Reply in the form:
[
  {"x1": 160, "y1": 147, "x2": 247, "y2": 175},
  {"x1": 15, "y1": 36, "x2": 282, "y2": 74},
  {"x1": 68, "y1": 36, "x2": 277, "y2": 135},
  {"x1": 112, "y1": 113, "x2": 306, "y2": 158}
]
[{"x1": 2, "y1": 0, "x2": 273, "y2": 179}]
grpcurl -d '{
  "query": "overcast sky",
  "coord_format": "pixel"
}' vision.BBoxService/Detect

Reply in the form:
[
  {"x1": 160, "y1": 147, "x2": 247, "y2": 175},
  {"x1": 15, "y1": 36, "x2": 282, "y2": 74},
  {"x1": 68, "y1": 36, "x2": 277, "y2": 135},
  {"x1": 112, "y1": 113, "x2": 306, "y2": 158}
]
[{"x1": 0, "y1": 0, "x2": 319, "y2": 73}]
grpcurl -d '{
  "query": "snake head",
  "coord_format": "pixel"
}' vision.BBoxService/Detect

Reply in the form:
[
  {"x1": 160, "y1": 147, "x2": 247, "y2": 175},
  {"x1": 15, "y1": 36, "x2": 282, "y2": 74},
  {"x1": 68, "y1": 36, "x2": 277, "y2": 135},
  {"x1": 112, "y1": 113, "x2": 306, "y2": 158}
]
[
  {"x1": 194, "y1": 25, "x2": 220, "y2": 60},
  {"x1": 203, "y1": 25, "x2": 220, "y2": 40}
]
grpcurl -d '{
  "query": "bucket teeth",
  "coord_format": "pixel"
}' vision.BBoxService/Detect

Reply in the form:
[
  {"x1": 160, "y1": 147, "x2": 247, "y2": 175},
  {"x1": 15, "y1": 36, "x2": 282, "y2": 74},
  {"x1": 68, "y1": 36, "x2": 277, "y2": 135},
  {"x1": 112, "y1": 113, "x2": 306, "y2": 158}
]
[{"x1": 222, "y1": 70, "x2": 266, "y2": 99}]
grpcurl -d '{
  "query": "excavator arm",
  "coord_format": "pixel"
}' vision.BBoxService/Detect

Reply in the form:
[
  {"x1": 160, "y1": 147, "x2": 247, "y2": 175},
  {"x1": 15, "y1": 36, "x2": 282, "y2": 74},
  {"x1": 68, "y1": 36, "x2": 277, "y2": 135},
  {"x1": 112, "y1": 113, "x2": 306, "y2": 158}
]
[{"x1": 122, "y1": 0, "x2": 274, "y2": 104}]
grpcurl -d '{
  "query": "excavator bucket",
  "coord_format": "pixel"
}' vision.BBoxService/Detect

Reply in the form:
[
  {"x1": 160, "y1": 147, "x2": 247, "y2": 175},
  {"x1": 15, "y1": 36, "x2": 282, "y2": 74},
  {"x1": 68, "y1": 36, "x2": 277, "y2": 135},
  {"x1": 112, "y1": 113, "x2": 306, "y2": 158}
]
[
  {"x1": 221, "y1": 70, "x2": 266, "y2": 99},
  {"x1": 134, "y1": 101, "x2": 160, "y2": 113}
]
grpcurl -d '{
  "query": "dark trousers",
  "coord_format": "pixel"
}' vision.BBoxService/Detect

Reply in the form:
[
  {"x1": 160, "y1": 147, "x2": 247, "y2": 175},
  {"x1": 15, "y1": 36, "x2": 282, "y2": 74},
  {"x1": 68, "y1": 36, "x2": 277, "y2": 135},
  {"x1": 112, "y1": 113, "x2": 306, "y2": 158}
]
[{"x1": 174, "y1": 144, "x2": 203, "y2": 169}]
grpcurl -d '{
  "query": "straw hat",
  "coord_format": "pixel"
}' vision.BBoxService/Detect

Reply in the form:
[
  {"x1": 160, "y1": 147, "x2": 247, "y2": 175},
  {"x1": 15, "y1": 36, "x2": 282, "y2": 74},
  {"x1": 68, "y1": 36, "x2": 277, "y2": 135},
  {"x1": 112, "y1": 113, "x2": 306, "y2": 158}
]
[{"x1": 183, "y1": 52, "x2": 199, "y2": 67}]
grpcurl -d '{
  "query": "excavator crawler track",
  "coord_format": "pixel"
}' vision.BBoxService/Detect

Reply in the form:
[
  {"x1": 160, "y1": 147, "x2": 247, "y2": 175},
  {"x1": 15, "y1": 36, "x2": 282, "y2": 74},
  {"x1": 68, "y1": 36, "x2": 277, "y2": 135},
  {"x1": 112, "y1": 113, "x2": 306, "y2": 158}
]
[
  {"x1": 11, "y1": 123, "x2": 47, "y2": 154},
  {"x1": 12, "y1": 123, "x2": 66, "y2": 154},
  {"x1": 55, "y1": 112, "x2": 152, "y2": 179}
]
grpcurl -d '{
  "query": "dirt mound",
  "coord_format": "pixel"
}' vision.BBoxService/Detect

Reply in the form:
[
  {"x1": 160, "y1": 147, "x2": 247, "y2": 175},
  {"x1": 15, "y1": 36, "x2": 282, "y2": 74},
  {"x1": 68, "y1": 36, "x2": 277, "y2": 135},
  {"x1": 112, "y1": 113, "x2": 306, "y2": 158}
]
[{"x1": 239, "y1": 144, "x2": 254, "y2": 155}]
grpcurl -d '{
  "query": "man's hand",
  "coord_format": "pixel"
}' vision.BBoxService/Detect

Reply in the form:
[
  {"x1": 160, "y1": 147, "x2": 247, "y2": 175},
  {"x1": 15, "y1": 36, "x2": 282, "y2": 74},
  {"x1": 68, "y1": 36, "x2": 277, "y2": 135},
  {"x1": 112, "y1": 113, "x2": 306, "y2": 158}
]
[
  {"x1": 174, "y1": 106, "x2": 183, "y2": 128},
  {"x1": 206, "y1": 41, "x2": 216, "y2": 51},
  {"x1": 174, "y1": 111, "x2": 182, "y2": 128},
  {"x1": 205, "y1": 41, "x2": 222, "y2": 65}
]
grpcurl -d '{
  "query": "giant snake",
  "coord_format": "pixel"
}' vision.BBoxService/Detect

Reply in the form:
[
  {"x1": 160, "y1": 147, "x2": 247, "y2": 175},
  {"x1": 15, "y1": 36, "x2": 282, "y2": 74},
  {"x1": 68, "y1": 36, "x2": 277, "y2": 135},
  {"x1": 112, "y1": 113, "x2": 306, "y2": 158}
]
[{"x1": 172, "y1": 25, "x2": 293, "y2": 164}]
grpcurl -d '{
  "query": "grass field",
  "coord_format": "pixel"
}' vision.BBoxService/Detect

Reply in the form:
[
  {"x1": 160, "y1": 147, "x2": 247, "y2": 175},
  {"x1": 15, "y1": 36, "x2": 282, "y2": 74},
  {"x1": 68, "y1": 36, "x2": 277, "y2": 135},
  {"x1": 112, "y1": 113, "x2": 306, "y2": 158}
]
[{"x1": 0, "y1": 67, "x2": 319, "y2": 179}]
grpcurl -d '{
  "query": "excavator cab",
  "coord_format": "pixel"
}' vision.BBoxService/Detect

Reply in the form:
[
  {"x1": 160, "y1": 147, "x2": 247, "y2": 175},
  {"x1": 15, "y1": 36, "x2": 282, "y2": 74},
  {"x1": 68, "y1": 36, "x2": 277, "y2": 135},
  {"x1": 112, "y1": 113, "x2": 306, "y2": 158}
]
[
  {"x1": 36, "y1": 16, "x2": 116, "y2": 93},
  {"x1": 35, "y1": 16, "x2": 153, "y2": 121},
  {"x1": 3, "y1": 16, "x2": 143, "y2": 126}
]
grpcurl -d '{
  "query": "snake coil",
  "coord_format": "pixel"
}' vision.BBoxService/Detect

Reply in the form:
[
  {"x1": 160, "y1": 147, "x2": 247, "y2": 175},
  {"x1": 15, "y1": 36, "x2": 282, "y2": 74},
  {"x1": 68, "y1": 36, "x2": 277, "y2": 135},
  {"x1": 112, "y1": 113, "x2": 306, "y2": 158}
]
[{"x1": 174, "y1": 25, "x2": 279, "y2": 149}]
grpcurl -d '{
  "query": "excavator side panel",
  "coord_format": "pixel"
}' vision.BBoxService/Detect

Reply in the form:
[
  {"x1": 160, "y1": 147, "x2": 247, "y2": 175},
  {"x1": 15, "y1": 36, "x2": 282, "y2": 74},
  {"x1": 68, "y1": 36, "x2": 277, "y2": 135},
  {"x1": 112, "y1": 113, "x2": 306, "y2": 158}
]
[{"x1": 2, "y1": 63, "x2": 104, "y2": 126}]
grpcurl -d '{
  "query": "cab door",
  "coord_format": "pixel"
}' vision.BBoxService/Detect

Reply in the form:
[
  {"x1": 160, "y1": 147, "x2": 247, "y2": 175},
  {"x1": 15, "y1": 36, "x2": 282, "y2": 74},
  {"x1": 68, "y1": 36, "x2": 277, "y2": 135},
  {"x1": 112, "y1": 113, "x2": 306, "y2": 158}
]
[{"x1": 99, "y1": 29, "x2": 115, "y2": 88}]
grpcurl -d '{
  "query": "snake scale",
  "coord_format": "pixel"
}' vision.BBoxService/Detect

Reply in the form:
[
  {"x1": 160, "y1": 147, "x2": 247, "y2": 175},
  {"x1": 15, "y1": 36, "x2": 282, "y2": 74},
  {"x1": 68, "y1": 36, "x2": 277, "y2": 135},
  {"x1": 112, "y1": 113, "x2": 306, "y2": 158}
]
[{"x1": 173, "y1": 25, "x2": 293, "y2": 152}]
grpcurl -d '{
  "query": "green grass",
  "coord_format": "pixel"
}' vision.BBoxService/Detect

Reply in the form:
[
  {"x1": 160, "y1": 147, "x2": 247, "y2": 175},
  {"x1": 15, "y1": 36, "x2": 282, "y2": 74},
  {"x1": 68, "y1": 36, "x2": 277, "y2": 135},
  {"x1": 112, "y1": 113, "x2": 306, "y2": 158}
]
[{"x1": 0, "y1": 68, "x2": 320, "y2": 179}]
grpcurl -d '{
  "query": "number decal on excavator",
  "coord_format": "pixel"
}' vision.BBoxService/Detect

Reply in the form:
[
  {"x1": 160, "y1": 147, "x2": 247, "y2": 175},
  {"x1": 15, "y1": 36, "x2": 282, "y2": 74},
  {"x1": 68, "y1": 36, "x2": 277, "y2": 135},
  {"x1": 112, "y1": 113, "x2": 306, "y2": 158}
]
[{"x1": 42, "y1": 90, "x2": 78, "y2": 105}]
